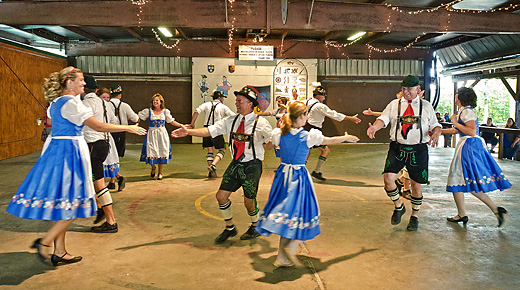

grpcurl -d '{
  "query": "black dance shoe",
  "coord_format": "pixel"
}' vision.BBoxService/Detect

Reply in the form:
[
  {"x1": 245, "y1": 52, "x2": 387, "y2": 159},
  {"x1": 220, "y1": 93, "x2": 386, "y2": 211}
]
[
  {"x1": 31, "y1": 238, "x2": 51, "y2": 265},
  {"x1": 51, "y1": 253, "x2": 82, "y2": 266},
  {"x1": 107, "y1": 182, "x2": 116, "y2": 190},
  {"x1": 240, "y1": 225, "x2": 260, "y2": 240},
  {"x1": 91, "y1": 222, "x2": 118, "y2": 233},
  {"x1": 215, "y1": 227, "x2": 237, "y2": 244},
  {"x1": 447, "y1": 215, "x2": 469, "y2": 225},
  {"x1": 406, "y1": 216, "x2": 419, "y2": 231},
  {"x1": 311, "y1": 171, "x2": 326, "y2": 181},
  {"x1": 391, "y1": 204, "x2": 406, "y2": 225},
  {"x1": 208, "y1": 165, "x2": 218, "y2": 178},
  {"x1": 117, "y1": 176, "x2": 125, "y2": 191},
  {"x1": 497, "y1": 207, "x2": 507, "y2": 227},
  {"x1": 401, "y1": 190, "x2": 412, "y2": 200}
]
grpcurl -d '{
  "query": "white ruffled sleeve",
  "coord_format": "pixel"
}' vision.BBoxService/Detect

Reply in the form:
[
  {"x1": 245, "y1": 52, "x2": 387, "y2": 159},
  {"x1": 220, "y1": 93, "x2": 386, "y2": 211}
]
[
  {"x1": 164, "y1": 109, "x2": 175, "y2": 123},
  {"x1": 270, "y1": 128, "x2": 282, "y2": 146},
  {"x1": 138, "y1": 108, "x2": 149, "y2": 121},
  {"x1": 307, "y1": 128, "x2": 324, "y2": 148},
  {"x1": 460, "y1": 108, "x2": 477, "y2": 123},
  {"x1": 61, "y1": 97, "x2": 93, "y2": 126}
]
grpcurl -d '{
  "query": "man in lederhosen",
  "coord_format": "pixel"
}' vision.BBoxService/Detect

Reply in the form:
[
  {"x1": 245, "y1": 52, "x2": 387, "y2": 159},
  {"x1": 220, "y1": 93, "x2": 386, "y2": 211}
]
[
  {"x1": 367, "y1": 75, "x2": 441, "y2": 231},
  {"x1": 304, "y1": 86, "x2": 361, "y2": 181},
  {"x1": 82, "y1": 75, "x2": 119, "y2": 233},
  {"x1": 108, "y1": 85, "x2": 139, "y2": 158},
  {"x1": 189, "y1": 90, "x2": 235, "y2": 178},
  {"x1": 172, "y1": 86, "x2": 272, "y2": 243}
]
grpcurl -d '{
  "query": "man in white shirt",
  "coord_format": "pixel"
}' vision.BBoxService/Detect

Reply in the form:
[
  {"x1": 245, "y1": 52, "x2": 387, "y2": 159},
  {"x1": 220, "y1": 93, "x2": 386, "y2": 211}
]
[
  {"x1": 81, "y1": 75, "x2": 118, "y2": 233},
  {"x1": 304, "y1": 86, "x2": 361, "y2": 180},
  {"x1": 190, "y1": 90, "x2": 235, "y2": 178},
  {"x1": 172, "y1": 86, "x2": 272, "y2": 244},
  {"x1": 108, "y1": 85, "x2": 139, "y2": 157},
  {"x1": 367, "y1": 75, "x2": 441, "y2": 231}
]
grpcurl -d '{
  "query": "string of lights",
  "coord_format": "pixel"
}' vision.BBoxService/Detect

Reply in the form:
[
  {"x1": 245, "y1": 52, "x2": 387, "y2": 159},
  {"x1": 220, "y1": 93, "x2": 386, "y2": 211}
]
[
  {"x1": 366, "y1": 32, "x2": 427, "y2": 54},
  {"x1": 228, "y1": 0, "x2": 236, "y2": 55},
  {"x1": 151, "y1": 28, "x2": 181, "y2": 50},
  {"x1": 127, "y1": 0, "x2": 150, "y2": 27}
]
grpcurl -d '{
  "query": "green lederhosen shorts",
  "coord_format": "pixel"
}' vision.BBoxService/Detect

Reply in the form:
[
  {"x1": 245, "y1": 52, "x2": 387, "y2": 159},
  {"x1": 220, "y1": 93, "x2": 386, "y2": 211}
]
[
  {"x1": 383, "y1": 141, "x2": 429, "y2": 184},
  {"x1": 220, "y1": 159, "x2": 263, "y2": 199}
]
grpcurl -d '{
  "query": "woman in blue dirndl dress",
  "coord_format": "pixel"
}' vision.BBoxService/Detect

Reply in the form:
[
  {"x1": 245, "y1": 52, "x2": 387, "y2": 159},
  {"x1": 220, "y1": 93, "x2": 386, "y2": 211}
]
[
  {"x1": 6, "y1": 67, "x2": 146, "y2": 266},
  {"x1": 442, "y1": 87, "x2": 511, "y2": 227},
  {"x1": 139, "y1": 93, "x2": 184, "y2": 180},
  {"x1": 256, "y1": 101, "x2": 359, "y2": 267}
]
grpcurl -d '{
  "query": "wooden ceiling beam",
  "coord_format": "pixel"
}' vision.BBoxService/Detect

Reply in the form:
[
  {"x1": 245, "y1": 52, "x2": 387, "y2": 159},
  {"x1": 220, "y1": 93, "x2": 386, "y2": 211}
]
[
  {"x1": 123, "y1": 27, "x2": 144, "y2": 41},
  {"x1": 63, "y1": 26, "x2": 100, "y2": 42},
  {"x1": 65, "y1": 39, "x2": 431, "y2": 60},
  {"x1": 1, "y1": 1, "x2": 520, "y2": 33}
]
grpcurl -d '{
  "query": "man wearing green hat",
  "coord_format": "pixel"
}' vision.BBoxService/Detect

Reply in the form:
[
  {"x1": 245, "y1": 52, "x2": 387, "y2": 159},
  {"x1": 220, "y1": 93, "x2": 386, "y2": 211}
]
[
  {"x1": 172, "y1": 86, "x2": 272, "y2": 243},
  {"x1": 108, "y1": 84, "x2": 139, "y2": 158},
  {"x1": 367, "y1": 75, "x2": 441, "y2": 231}
]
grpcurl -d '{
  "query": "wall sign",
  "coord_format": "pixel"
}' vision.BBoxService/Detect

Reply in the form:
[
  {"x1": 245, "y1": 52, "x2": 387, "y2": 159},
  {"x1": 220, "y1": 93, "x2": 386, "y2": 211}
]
[
  {"x1": 238, "y1": 45, "x2": 274, "y2": 61},
  {"x1": 273, "y1": 58, "x2": 308, "y2": 107}
]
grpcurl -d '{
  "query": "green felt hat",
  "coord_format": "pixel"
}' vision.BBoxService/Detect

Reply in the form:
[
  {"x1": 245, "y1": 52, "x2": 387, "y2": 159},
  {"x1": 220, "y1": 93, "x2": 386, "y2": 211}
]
[{"x1": 400, "y1": 75, "x2": 420, "y2": 87}]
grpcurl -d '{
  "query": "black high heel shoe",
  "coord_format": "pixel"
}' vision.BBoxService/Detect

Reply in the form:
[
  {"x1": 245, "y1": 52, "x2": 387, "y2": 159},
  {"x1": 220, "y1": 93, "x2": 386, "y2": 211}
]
[
  {"x1": 51, "y1": 253, "x2": 83, "y2": 266},
  {"x1": 497, "y1": 207, "x2": 507, "y2": 227},
  {"x1": 31, "y1": 238, "x2": 51, "y2": 264},
  {"x1": 447, "y1": 215, "x2": 469, "y2": 225}
]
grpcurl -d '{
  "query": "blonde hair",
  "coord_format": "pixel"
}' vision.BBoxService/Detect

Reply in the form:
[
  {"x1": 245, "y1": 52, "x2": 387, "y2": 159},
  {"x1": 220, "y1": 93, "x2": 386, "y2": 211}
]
[
  {"x1": 281, "y1": 101, "x2": 307, "y2": 136},
  {"x1": 43, "y1": 66, "x2": 82, "y2": 102},
  {"x1": 150, "y1": 93, "x2": 165, "y2": 109}
]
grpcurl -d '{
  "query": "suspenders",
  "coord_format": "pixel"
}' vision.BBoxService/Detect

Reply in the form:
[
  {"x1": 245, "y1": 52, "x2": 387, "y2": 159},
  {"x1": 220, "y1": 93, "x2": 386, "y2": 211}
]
[
  {"x1": 395, "y1": 98, "x2": 423, "y2": 143},
  {"x1": 205, "y1": 101, "x2": 219, "y2": 126}
]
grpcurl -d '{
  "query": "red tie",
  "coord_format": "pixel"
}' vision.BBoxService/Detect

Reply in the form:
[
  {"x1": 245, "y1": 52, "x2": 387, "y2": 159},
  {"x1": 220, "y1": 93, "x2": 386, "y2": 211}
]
[
  {"x1": 401, "y1": 101, "x2": 414, "y2": 139},
  {"x1": 234, "y1": 117, "x2": 245, "y2": 160}
]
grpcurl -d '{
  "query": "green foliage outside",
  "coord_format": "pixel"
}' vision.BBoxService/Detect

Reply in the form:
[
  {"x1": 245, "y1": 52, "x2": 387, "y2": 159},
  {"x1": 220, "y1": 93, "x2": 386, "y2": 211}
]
[{"x1": 435, "y1": 78, "x2": 516, "y2": 125}]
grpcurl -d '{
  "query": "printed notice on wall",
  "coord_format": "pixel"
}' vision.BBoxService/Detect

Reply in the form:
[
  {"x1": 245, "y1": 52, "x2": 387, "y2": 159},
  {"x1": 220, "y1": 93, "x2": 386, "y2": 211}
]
[{"x1": 238, "y1": 45, "x2": 274, "y2": 61}]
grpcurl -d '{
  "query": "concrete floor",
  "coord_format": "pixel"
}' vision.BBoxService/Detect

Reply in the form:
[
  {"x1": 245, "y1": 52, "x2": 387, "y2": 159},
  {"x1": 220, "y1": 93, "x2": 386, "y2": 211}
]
[{"x1": 0, "y1": 143, "x2": 519, "y2": 290}]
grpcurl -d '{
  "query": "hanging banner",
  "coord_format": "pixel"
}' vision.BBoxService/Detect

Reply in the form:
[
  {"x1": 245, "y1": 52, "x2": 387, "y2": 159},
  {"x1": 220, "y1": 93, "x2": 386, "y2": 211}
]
[{"x1": 238, "y1": 45, "x2": 274, "y2": 61}]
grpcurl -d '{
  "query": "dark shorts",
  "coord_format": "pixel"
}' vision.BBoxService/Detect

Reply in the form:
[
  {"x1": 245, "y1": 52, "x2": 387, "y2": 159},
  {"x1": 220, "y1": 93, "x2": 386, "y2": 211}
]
[
  {"x1": 111, "y1": 132, "x2": 126, "y2": 157},
  {"x1": 88, "y1": 140, "x2": 110, "y2": 181},
  {"x1": 383, "y1": 141, "x2": 429, "y2": 184},
  {"x1": 220, "y1": 159, "x2": 262, "y2": 199},
  {"x1": 202, "y1": 135, "x2": 226, "y2": 149},
  {"x1": 303, "y1": 123, "x2": 326, "y2": 149}
]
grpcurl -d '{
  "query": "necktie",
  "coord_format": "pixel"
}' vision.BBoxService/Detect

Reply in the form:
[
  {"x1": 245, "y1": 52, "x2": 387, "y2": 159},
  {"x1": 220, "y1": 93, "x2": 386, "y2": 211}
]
[
  {"x1": 234, "y1": 117, "x2": 245, "y2": 160},
  {"x1": 401, "y1": 100, "x2": 414, "y2": 139}
]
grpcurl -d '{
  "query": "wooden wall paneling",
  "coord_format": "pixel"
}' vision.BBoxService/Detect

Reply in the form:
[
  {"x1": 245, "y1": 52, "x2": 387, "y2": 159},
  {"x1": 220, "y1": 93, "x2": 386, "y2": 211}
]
[
  {"x1": 0, "y1": 42, "x2": 66, "y2": 160},
  {"x1": 96, "y1": 79, "x2": 192, "y2": 145},
  {"x1": 319, "y1": 80, "x2": 399, "y2": 143}
]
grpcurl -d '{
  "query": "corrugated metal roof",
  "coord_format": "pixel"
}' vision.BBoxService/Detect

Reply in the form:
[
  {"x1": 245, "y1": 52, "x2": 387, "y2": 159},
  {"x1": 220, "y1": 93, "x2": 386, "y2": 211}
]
[
  {"x1": 437, "y1": 35, "x2": 520, "y2": 69},
  {"x1": 318, "y1": 59, "x2": 423, "y2": 77}
]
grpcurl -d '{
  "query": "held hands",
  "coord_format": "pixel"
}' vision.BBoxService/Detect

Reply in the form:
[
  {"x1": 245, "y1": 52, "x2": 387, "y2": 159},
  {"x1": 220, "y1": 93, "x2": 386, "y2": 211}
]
[
  {"x1": 342, "y1": 132, "x2": 360, "y2": 143},
  {"x1": 171, "y1": 126, "x2": 188, "y2": 138},
  {"x1": 349, "y1": 114, "x2": 362, "y2": 124},
  {"x1": 129, "y1": 125, "x2": 147, "y2": 135}
]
